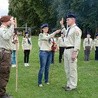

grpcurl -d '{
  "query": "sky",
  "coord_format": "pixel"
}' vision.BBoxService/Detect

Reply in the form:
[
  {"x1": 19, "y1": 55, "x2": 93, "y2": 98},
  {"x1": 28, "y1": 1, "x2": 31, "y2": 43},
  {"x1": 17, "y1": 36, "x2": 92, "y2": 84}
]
[{"x1": 0, "y1": 0, "x2": 9, "y2": 17}]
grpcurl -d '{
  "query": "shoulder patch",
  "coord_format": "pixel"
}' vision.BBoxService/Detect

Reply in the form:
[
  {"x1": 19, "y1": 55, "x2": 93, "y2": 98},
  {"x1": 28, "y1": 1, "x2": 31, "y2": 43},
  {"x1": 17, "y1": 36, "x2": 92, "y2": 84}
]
[{"x1": 75, "y1": 30, "x2": 80, "y2": 36}]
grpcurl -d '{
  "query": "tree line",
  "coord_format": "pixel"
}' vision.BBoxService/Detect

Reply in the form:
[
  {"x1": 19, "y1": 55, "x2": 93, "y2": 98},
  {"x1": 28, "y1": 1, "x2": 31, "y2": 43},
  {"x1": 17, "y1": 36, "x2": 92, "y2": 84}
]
[{"x1": 9, "y1": 0, "x2": 98, "y2": 37}]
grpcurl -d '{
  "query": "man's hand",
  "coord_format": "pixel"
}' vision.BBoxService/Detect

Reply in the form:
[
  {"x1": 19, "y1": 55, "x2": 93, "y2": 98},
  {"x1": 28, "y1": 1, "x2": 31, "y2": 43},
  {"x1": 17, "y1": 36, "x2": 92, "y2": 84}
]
[
  {"x1": 60, "y1": 18, "x2": 64, "y2": 26},
  {"x1": 71, "y1": 51, "x2": 77, "y2": 61},
  {"x1": 10, "y1": 17, "x2": 15, "y2": 25}
]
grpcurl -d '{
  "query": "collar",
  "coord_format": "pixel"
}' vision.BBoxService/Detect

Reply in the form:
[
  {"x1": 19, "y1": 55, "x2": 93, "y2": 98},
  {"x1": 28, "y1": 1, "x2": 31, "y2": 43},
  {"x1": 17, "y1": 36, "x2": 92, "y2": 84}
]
[
  {"x1": 69, "y1": 24, "x2": 76, "y2": 28},
  {"x1": 43, "y1": 32, "x2": 48, "y2": 36},
  {"x1": 0, "y1": 25, "x2": 7, "y2": 29}
]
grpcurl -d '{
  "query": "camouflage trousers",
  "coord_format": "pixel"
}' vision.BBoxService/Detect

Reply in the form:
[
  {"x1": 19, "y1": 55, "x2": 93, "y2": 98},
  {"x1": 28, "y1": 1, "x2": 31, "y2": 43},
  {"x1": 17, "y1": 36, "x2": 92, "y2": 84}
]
[{"x1": 0, "y1": 51, "x2": 11, "y2": 97}]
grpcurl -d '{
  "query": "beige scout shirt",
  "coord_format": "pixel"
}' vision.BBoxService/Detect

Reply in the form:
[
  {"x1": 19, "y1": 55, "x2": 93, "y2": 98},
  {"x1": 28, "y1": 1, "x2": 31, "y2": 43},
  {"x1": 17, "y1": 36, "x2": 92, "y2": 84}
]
[
  {"x1": 22, "y1": 37, "x2": 32, "y2": 50},
  {"x1": 38, "y1": 32, "x2": 57, "y2": 51},
  {"x1": 94, "y1": 38, "x2": 98, "y2": 50},
  {"x1": 61, "y1": 24, "x2": 82, "y2": 51},
  {"x1": 58, "y1": 37, "x2": 65, "y2": 47},
  {"x1": 83, "y1": 38, "x2": 93, "y2": 50},
  {"x1": 11, "y1": 35, "x2": 19, "y2": 50},
  {"x1": 0, "y1": 25, "x2": 14, "y2": 50}
]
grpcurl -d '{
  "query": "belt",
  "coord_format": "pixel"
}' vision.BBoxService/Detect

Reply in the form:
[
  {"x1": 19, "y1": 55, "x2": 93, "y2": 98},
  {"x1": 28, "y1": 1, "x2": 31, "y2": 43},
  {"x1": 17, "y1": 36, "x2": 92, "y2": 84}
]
[
  {"x1": 40, "y1": 50, "x2": 51, "y2": 52},
  {"x1": 0, "y1": 48, "x2": 11, "y2": 53},
  {"x1": 64, "y1": 46, "x2": 74, "y2": 49}
]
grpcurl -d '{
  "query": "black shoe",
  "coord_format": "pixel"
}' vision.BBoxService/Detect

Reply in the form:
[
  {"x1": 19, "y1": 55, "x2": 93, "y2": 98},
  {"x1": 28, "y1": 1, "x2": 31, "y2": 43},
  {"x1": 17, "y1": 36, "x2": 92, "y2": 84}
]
[
  {"x1": 1, "y1": 94, "x2": 13, "y2": 98},
  {"x1": 62, "y1": 86, "x2": 68, "y2": 90},
  {"x1": 65, "y1": 87, "x2": 77, "y2": 91}
]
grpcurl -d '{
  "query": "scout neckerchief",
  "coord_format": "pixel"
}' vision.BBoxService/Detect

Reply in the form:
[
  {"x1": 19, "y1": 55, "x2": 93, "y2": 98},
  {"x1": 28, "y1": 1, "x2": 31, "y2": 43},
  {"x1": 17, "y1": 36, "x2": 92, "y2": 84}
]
[
  {"x1": 88, "y1": 38, "x2": 90, "y2": 44},
  {"x1": 27, "y1": 38, "x2": 31, "y2": 45},
  {"x1": 62, "y1": 36, "x2": 64, "y2": 42},
  {"x1": 66, "y1": 24, "x2": 76, "y2": 37},
  {"x1": 66, "y1": 27, "x2": 71, "y2": 37}
]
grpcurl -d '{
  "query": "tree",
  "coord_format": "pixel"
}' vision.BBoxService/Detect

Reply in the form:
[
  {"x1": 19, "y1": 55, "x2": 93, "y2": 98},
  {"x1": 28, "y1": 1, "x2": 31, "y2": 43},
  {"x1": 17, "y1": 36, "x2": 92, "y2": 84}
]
[{"x1": 9, "y1": 0, "x2": 98, "y2": 36}]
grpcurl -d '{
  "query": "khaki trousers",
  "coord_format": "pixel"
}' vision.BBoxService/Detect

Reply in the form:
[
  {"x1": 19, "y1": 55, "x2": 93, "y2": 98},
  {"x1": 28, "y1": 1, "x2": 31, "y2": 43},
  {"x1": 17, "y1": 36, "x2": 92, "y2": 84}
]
[{"x1": 64, "y1": 48, "x2": 77, "y2": 89}]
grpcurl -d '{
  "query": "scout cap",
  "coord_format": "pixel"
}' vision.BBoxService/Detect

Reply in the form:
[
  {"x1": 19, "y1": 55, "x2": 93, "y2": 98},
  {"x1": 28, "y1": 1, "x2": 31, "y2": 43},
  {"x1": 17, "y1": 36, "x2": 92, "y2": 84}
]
[
  {"x1": 66, "y1": 14, "x2": 76, "y2": 19},
  {"x1": 25, "y1": 32, "x2": 29, "y2": 34},
  {"x1": 0, "y1": 15, "x2": 12, "y2": 22},
  {"x1": 95, "y1": 33, "x2": 98, "y2": 36},
  {"x1": 41, "y1": 23, "x2": 48, "y2": 29}
]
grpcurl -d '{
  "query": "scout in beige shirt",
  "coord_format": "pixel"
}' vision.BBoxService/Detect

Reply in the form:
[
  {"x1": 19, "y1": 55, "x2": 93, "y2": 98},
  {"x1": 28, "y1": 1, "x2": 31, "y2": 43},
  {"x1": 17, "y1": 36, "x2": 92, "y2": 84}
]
[
  {"x1": 94, "y1": 34, "x2": 98, "y2": 60},
  {"x1": 11, "y1": 32, "x2": 19, "y2": 67},
  {"x1": 0, "y1": 16, "x2": 15, "y2": 98},
  {"x1": 60, "y1": 14, "x2": 82, "y2": 91},
  {"x1": 58, "y1": 33, "x2": 65, "y2": 63},
  {"x1": 83, "y1": 34, "x2": 93, "y2": 61},
  {"x1": 38, "y1": 23, "x2": 60, "y2": 87},
  {"x1": 22, "y1": 32, "x2": 32, "y2": 67}
]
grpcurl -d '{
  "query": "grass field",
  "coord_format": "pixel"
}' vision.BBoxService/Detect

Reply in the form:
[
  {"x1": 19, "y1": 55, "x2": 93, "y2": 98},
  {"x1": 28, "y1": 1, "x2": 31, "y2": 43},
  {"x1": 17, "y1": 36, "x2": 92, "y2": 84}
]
[{"x1": 7, "y1": 36, "x2": 98, "y2": 98}]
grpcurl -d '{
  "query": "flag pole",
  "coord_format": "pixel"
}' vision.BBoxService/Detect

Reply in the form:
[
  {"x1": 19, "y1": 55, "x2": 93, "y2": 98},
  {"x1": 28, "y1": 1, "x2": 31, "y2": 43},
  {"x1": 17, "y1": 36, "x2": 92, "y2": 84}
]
[{"x1": 15, "y1": 17, "x2": 18, "y2": 92}]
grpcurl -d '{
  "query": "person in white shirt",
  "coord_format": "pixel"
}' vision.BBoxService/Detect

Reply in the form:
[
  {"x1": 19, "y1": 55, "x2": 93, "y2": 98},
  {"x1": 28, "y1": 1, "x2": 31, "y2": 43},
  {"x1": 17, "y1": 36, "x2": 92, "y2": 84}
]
[
  {"x1": 22, "y1": 32, "x2": 32, "y2": 66},
  {"x1": 51, "y1": 37, "x2": 58, "y2": 64},
  {"x1": 60, "y1": 14, "x2": 82, "y2": 91},
  {"x1": 0, "y1": 15, "x2": 15, "y2": 98},
  {"x1": 38, "y1": 23, "x2": 60, "y2": 87},
  {"x1": 58, "y1": 33, "x2": 65, "y2": 63},
  {"x1": 94, "y1": 33, "x2": 98, "y2": 60},
  {"x1": 83, "y1": 33, "x2": 93, "y2": 61},
  {"x1": 11, "y1": 31, "x2": 19, "y2": 67}
]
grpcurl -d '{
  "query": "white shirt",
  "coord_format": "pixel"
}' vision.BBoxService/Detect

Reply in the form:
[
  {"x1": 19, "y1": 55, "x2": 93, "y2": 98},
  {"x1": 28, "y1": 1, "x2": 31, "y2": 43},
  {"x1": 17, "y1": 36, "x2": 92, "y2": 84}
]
[
  {"x1": 94, "y1": 38, "x2": 98, "y2": 50},
  {"x1": 38, "y1": 32, "x2": 57, "y2": 51},
  {"x1": 0, "y1": 25, "x2": 14, "y2": 50},
  {"x1": 11, "y1": 35, "x2": 19, "y2": 50},
  {"x1": 83, "y1": 38, "x2": 93, "y2": 50},
  {"x1": 58, "y1": 37, "x2": 65, "y2": 47},
  {"x1": 61, "y1": 24, "x2": 82, "y2": 51},
  {"x1": 22, "y1": 37, "x2": 32, "y2": 50}
]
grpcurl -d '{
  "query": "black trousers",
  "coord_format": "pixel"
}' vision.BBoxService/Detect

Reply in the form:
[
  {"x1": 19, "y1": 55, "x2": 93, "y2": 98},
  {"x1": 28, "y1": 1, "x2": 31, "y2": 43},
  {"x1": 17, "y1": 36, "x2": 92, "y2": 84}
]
[
  {"x1": 0, "y1": 51, "x2": 11, "y2": 97},
  {"x1": 95, "y1": 47, "x2": 98, "y2": 60},
  {"x1": 24, "y1": 50, "x2": 30, "y2": 63},
  {"x1": 59, "y1": 47, "x2": 65, "y2": 63},
  {"x1": 51, "y1": 51, "x2": 55, "y2": 64}
]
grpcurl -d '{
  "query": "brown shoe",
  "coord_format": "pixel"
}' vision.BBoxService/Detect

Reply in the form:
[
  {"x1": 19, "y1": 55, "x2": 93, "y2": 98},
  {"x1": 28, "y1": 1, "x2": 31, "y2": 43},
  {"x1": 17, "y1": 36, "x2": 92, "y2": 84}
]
[{"x1": 1, "y1": 94, "x2": 13, "y2": 98}]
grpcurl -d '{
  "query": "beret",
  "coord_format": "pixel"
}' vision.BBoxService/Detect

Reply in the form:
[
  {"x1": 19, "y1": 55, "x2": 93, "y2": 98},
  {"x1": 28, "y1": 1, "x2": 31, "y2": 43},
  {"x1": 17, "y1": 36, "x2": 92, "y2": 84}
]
[
  {"x1": 95, "y1": 33, "x2": 98, "y2": 36},
  {"x1": 41, "y1": 23, "x2": 48, "y2": 29},
  {"x1": 25, "y1": 32, "x2": 29, "y2": 34},
  {"x1": 66, "y1": 14, "x2": 76, "y2": 19},
  {"x1": 0, "y1": 15, "x2": 12, "y2": 22}
]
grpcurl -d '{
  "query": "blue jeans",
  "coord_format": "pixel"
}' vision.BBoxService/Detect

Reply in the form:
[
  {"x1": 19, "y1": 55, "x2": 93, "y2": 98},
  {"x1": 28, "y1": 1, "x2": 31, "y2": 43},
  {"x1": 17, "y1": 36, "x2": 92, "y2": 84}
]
[
  {"x1": 38, "y1": 50, "x2": 52, "y2": 85},
  {"x1": 11, "y1": 50, "x2": 16, "y2": 64}
]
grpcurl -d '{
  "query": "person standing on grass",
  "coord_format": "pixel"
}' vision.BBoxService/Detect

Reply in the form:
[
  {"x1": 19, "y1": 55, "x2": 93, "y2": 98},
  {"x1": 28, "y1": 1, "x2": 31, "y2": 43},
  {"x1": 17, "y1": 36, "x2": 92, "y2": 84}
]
[
  {"x1": 0, "y1": 16, "x2": 15, "y2": 98},
  {"x1": 58, "y1": 32, "x2": 65, "y2": 63},
  {"x1": 83, "y1": 33, "x2": 93, "y2": 61},
  {"x1": 94, "y1": 33, "x2": 98, "y2": 60},
  {"x1": 38, "y1": 23, "x2": 61, "y2": 87},
  {"x1": 51, "y1": 37, "x2": 58, "y2": 64},
  {"x1": 60, "y1": 14, "x2": 82, "y2": 91},
  {"x1": 11, "y1": 31, "x2": 19, "y2": 67},
  {"x1": 22, "y1": 32, "x2": 32, "y2": 67}
]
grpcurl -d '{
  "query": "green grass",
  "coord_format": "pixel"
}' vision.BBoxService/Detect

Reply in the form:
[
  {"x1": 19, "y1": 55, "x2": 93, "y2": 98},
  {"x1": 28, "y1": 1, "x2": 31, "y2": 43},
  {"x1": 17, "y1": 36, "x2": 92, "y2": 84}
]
[{"x1": 7, "y1": 36, "x2": 98, "y2": 98}]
